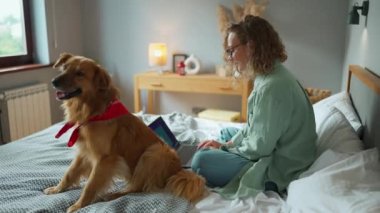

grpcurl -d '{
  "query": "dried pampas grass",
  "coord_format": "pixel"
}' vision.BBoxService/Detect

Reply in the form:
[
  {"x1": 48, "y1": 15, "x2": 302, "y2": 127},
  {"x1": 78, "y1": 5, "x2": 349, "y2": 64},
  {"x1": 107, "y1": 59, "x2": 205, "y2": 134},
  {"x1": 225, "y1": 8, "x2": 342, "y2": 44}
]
[
  {"x1": 217, "y1": 4, "x2": 230, "y2": 38},
  {"x1": 246, "y1": 0, "x2": 268, "y2": 17},
  {"x1": 217, "y1": 0, "x2": 269, "y2": 36},
  {"x1": 232, "y1": 4, "x2": 244, "y2": 23}
]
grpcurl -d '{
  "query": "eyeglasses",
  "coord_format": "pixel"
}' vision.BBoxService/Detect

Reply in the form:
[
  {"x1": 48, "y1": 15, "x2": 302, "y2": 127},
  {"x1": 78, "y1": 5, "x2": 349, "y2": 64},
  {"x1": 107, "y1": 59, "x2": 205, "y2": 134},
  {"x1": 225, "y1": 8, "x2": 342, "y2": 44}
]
[{"x1": 225, "y1": 43, "x2": 245, "y2": 58}]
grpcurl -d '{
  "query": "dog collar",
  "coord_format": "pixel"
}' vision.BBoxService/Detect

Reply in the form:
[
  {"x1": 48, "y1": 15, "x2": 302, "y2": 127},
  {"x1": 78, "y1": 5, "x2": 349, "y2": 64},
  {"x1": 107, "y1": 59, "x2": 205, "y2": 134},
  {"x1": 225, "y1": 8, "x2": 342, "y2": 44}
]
[{"x1": 55, "y1": 100, "x2": 129, "y2": 147}]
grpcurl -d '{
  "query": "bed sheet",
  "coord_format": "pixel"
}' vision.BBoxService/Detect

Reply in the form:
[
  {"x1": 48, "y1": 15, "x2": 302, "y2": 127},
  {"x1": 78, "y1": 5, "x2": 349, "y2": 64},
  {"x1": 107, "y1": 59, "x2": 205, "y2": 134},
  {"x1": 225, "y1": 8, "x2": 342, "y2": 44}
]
[
  {"x1": 1, "y1": 112, "x2": 378, "y2": 213},
  {"x1": 0, "y1": 119, "x2": 190, "y2": 212}
]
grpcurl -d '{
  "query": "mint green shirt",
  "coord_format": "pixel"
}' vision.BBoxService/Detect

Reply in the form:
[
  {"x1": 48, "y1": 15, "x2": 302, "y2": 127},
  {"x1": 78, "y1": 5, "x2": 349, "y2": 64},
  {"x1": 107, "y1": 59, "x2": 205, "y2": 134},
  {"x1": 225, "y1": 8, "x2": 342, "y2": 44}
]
[{"x1": 216, "y1": 62, "x2": 317, "y2": 199}]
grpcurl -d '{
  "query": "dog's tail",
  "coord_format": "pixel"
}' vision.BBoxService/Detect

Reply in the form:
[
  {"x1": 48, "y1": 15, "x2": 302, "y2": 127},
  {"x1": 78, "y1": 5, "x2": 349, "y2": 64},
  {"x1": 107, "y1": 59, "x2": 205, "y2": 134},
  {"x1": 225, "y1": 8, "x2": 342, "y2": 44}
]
[{"x1": 165, "y1": 169, "x2": 206, "y2": 203}]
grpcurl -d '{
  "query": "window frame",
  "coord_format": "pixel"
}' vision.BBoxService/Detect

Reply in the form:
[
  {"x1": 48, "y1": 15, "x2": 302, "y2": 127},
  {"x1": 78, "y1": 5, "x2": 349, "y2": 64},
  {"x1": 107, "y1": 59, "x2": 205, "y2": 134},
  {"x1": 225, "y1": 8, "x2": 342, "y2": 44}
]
[{"x1": 0, "y1": 0, "x2": 33, "y2": 68}]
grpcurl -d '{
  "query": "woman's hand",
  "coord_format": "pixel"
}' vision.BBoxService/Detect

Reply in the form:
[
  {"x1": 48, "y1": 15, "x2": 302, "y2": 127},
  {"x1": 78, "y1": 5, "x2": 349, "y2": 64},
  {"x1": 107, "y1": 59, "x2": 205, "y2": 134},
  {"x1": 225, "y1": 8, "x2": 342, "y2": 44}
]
[{"x1": 197, "y1": 140, "x2": 222, "y2": 149}]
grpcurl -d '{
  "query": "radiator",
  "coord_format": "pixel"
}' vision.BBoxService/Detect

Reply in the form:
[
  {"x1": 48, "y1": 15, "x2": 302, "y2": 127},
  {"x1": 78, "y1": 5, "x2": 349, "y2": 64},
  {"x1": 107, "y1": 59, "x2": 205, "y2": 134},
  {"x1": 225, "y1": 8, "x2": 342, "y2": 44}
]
[{"x1": 0, "y1": 83, "x2": 52, "y2": 143}]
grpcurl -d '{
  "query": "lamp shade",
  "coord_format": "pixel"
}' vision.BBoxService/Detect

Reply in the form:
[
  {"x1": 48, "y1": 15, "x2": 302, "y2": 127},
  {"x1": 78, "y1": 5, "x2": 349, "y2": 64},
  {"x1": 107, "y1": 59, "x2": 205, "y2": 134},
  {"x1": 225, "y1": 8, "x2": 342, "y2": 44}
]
[
  {"x1": 349, "y1": 8, "x2": 360, "y2": 25},
  {"x1": 149, "y1": 43, "x2": 167, "y2": 66},
  {"x1": 348, "y1": 1, "x2": 369, "y2": 25}
]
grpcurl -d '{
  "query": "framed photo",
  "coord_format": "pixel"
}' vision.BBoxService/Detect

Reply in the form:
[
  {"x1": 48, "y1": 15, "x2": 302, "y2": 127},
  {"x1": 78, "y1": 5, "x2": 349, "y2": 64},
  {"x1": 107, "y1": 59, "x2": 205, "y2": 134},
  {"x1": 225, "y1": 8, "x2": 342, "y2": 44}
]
[{"x1": 172, "y1": 53, "x2": 188, "y2": 73}]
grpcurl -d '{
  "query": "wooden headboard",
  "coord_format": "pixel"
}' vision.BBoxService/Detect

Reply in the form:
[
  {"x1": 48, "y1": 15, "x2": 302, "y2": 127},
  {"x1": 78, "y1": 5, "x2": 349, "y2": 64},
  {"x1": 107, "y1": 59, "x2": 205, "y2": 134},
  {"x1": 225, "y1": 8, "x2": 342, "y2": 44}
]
[{"x1": 346, "y1": 65, "x2": 380, "y2": 152}]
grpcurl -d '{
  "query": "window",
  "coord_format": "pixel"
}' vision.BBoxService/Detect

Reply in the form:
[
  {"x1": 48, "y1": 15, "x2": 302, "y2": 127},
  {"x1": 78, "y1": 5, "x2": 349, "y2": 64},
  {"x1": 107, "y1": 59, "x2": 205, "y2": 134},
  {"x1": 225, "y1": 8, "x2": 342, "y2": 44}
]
[{"x1": 0, "y1": 0, "x2": 33, "y2": 68}]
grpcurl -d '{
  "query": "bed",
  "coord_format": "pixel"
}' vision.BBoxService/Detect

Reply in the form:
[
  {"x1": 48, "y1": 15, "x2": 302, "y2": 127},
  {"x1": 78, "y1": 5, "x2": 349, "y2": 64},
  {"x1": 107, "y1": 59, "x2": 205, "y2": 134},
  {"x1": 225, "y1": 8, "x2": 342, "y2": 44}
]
[{"x1": 0, "y1": 65, "x2": 379, "y2": 213}]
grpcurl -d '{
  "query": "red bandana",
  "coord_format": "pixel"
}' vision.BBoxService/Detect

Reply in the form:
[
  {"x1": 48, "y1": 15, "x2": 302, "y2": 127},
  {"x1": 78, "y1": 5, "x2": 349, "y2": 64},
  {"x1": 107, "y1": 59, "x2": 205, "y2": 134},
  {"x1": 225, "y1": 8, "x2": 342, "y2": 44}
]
[{"x1": 55, "y1": 100, "x2": 129, "y2": 147}]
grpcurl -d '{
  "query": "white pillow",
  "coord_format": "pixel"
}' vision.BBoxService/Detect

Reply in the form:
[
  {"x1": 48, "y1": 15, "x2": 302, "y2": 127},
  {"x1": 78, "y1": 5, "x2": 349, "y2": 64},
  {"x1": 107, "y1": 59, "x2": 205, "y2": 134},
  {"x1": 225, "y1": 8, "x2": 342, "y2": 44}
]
[
  {"x1": 316, "y1": 107, "x2": 363, "y2": 156},
  {"x1": 313, "y1": 92, "x2": 362, "y2": 135},
  {"x1": 332, "y1": 94, "x2": 363, "y2": 134}
]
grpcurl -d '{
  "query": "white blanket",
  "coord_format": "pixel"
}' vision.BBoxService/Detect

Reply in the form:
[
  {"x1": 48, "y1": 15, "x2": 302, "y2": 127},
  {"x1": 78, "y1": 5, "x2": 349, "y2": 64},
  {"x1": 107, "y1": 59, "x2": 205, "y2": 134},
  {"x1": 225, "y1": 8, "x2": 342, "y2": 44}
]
[
  {"x1": 190, "y1": 191, "x2": 288, "y2": 213},
  {"x1": 287, "y1": 148, "x2": 380, "y2": 213},
  {"x1": 190, "y1": 149, "x2": 380, "y2": 213},
  {"x1": 143, "y1": 112, "x2": 380, "y2": 213}
]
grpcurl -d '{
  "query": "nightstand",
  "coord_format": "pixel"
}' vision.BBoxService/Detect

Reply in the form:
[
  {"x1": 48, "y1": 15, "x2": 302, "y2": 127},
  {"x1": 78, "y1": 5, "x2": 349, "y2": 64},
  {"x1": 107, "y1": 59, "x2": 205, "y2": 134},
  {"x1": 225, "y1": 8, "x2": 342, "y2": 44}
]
[{"x1": 134, "y1": 71, "x2": 253, "y2": 121}]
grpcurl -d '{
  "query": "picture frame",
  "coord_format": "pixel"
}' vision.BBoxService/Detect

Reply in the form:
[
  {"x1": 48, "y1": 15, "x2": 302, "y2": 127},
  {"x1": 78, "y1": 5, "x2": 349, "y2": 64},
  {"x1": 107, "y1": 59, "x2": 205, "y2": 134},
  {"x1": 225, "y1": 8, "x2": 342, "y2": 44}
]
[{"x1": 172, "y1": 53, "x2": 188, "y2": 73}]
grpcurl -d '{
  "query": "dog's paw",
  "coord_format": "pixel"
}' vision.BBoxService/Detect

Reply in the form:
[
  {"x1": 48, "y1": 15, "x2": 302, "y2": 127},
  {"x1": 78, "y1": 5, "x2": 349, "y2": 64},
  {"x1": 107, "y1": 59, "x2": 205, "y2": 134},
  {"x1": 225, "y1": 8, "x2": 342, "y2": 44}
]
[
  {"x1": 67, "y1": 203, "x2": 81, "y2": 213},
  {"x1": 43, "y1": 186, "x2": 60, "y2": 195}
]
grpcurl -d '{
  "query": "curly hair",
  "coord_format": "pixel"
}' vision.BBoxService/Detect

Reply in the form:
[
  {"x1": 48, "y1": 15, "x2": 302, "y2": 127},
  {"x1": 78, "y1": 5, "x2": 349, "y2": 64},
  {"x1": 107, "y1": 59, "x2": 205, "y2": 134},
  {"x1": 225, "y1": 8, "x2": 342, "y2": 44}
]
[{"x1": 224, "y1": 15, "x2": 287, "y2": 75}]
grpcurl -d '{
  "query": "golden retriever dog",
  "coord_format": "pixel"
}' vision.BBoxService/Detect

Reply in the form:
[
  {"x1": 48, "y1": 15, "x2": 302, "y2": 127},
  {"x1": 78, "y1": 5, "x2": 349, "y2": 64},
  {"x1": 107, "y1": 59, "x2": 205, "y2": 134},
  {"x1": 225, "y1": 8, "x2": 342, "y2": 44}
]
[{"x1": 44, "y1": 53, "x2": 205, "y2": 213}]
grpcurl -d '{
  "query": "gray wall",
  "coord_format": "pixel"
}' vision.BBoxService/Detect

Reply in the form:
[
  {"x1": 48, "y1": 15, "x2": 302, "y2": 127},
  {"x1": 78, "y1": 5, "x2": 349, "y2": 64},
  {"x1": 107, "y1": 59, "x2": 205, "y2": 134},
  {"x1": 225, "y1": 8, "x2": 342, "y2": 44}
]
[
  {"x1": 1, "y1": 0, "x2": 352, "y2": 123},
  {"x1": 343, "y1": 0, "x2": 380, "y2": 150},
  {"x1": 81, "y1": 0, "x2": 348, "y2": 115}
]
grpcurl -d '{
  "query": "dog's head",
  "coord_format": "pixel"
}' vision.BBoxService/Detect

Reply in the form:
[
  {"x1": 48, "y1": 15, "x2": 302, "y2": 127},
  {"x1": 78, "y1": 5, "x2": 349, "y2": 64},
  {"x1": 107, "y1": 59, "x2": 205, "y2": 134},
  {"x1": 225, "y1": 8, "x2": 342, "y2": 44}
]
[{"x1": 51, "y1": 53, "x2": 113, "y2": 101}]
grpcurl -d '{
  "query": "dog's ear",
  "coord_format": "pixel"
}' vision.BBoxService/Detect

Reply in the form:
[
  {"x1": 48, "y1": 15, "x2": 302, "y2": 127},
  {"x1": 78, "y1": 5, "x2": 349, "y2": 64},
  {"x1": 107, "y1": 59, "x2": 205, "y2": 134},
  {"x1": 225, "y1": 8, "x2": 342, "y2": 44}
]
[
  {"x1": 94, "y1": 66, "x2": 111, "y2": 91},
  {"x1": 53, "y1": 53, "x2": 73, "y2": 68}
]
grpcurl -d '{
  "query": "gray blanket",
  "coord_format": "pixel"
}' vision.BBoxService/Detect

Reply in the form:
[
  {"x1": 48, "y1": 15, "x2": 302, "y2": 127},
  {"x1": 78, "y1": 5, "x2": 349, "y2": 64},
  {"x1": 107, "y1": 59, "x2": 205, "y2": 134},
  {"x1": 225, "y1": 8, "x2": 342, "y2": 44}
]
[{"x1": 0, "y1": 113, "x2": 193, "y2": 213}]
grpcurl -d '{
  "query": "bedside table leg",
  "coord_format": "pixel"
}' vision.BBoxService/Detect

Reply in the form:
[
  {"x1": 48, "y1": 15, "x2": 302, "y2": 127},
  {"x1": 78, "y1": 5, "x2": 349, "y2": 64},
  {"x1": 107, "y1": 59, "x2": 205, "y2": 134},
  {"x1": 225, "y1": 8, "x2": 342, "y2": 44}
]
[
  {"x1": 134, "y1": 76, "x2": 141, "y2": 113},
  {"x1": 241, "y1": 79, "x2": 253, "y2": 122},
  {"x1": 241, "y1": 99, "x2": 247, "y2": 122},
  {"x1": 147, "y1": 90, "x2": 154, "y2": 114},
  {"x1": 134, "y1": 88, "x2": 141, "y2": 113}
]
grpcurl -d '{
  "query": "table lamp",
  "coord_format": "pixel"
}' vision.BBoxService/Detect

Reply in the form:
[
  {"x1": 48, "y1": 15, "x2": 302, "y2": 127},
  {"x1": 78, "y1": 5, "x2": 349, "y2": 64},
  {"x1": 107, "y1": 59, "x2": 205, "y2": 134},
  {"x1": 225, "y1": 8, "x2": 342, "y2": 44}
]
[{"x1": 149, "y1": 43, "x2": 167, "y2": 73}]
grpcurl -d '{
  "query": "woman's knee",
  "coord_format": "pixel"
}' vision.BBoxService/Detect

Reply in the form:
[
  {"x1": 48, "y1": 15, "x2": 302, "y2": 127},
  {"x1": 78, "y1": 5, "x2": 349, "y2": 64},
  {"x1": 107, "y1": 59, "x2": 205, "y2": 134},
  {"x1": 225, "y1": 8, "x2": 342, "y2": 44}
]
[
  {"x1": 191, "y1": 148, "x2": 251, "y2": 187},
  {"x1": 191, "y1": 149, "x2": 210, "y2": 172},
  {"x1": 191, "y1": 149, "x2": 224, "y2": 187}
]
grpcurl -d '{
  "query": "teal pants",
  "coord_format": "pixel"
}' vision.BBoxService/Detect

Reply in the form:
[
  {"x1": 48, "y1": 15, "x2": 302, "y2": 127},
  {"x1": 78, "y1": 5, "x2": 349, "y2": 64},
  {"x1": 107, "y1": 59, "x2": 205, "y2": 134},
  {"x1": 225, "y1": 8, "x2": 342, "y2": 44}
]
[{"x1": 191, "y1": 127, "x2": 251, "y2": 187}]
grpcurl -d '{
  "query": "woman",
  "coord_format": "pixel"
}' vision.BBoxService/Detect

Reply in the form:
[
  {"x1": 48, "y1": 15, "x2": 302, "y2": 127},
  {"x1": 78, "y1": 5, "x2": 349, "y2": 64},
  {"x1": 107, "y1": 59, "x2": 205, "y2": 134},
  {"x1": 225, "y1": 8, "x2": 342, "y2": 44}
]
[{"x1": 191, "y1": 15, "x2": 317, "y2": 199}]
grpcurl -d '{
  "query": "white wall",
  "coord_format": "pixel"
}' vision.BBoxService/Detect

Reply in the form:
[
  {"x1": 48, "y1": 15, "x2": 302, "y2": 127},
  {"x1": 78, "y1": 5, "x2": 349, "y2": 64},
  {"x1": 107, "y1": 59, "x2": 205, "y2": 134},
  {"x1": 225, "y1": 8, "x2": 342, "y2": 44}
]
[
  {"x1": 342, "y1": 0, "x2": 380, "y2": 89},
  {"x1": 81, "y1": 0, "x2": 348, "y2": 115}
]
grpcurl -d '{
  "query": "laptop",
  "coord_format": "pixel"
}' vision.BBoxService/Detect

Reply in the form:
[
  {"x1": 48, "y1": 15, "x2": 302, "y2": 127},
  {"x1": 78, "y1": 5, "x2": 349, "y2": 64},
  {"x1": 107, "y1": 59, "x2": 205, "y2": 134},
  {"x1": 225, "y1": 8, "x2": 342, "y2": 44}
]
[{"x1": 148, "y1": 116, "x2": 197, "y2": 168}]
